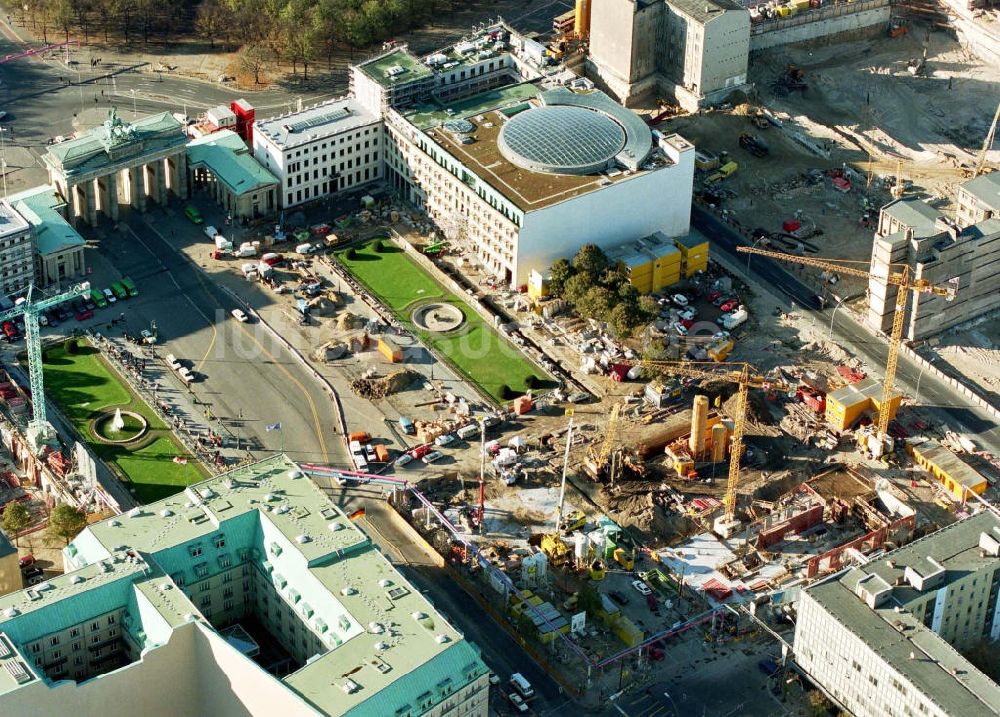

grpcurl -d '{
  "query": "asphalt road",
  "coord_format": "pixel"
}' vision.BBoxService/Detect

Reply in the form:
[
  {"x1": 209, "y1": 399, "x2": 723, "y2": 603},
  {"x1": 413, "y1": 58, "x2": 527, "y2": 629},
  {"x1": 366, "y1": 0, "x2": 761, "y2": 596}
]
[
  {"x1": 693, "y1": 206, "x2": 1000, "y2": 456},
  {"x1": 89, "y1": 207, "x2": 343, "y2": 466}
]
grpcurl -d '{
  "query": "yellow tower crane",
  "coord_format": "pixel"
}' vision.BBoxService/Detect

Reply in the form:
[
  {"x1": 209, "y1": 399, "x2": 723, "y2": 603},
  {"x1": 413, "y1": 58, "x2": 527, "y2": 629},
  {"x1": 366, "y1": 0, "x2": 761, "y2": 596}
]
[
  {"x1": 737, "y1": 246, "x2": 955, "y2": 455},
  {"x1": 621, "y1": 360, "x2": 784, "y2": 538}
]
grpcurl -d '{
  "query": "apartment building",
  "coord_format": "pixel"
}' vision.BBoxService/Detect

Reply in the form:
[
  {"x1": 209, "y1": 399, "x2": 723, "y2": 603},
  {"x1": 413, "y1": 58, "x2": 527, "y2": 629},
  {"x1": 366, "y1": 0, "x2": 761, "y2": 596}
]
[
  {"x1": 794, "y1": 512, "x2": 1000, "y2": 717},
  {"x1": 252, "y1": 97, "x2": 382, "y2": 209},
  {"x1": 0, "y1": 455, "x2": 490, "y2": 717},
  {"x1": 0, "y1": 201, "x2": 35, "y2": 297},
  {"x1": 868, "y1": 187, "x2": 1000, "y2": 340},
  {"x1": 955, "y1": 172, "x2": 1000, "y2": 229}
]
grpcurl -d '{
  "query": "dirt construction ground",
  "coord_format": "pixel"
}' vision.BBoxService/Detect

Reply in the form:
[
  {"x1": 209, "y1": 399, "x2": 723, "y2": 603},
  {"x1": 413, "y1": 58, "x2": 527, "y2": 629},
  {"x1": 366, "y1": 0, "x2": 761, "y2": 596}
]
[{"x1": 658, "y1": 27, "x2": 1000, "y2": 265}]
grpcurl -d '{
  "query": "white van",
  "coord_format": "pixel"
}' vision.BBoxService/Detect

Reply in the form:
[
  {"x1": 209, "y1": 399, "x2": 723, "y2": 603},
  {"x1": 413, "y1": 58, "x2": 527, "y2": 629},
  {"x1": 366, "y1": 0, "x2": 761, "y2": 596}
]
[
  {"x1": 509, "y1": 673, "x2": 533, "y2": 699},
  {"x1": 456, "y1": 424, "x2": 479, "y2": 440}
]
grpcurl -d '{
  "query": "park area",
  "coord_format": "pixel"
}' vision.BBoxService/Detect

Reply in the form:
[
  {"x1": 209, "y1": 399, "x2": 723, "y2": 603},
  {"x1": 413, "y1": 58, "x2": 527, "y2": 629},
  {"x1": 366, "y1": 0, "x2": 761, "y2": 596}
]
[
  {"x1": 41, "y1": 340, "x2": 205, "y2": 504},
  {"x1": 335, "y1": 239, "x2": 551, "y2": 402}
]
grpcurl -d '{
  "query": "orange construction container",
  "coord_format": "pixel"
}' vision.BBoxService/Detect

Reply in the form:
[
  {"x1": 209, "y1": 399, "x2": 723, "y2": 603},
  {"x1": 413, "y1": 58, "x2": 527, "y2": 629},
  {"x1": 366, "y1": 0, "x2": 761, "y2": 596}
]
[
  {"x1": 374, "y1": 444, "x2": 390, "y2": 463},
  {"x1": 378, "y1": 336, "x2": 403, "y2": 363},
  {"x1": 513, "y1": 396, "x2": 533, "y2": 415},
  {"x1": 349, "y1": 431, "x2": 371, "y2": 444}
]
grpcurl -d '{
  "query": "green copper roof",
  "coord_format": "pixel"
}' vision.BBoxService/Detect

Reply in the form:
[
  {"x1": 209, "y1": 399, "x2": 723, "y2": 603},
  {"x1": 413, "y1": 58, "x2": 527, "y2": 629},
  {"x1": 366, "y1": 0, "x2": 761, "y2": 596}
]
[
  {"x1": 6, "y1": 185, "x2": 84, "y2": 256},
  {"x1": 186, "y1": 130, "x2": 278, "y2": 196},
  {"x1": 0, "y1": 455, "x2": 487, "y2": 715}
]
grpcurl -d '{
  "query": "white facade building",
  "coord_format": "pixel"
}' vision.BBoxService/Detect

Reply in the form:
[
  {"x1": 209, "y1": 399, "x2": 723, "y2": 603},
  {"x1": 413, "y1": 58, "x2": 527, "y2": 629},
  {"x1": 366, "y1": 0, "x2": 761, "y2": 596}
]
[
  {"x1": 794, "y1": 512, "x2": 1000, "y2": 717},
  {"x1": 352, "y1": 37, "x2": 694, "y2": 287},
  {"x1": 252, "y1": 98, "x2": 382, "y2": 209},
  {"x1": 0, "y1": 202, "x2": 34, "y2": 297}
]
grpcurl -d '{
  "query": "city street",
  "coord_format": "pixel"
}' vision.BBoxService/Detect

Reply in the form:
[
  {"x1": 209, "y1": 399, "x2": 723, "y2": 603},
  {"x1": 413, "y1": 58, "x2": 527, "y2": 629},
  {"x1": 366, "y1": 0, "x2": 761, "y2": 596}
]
[{"x1": 83, "y1": 207, "x2": 346, "y2": 466}]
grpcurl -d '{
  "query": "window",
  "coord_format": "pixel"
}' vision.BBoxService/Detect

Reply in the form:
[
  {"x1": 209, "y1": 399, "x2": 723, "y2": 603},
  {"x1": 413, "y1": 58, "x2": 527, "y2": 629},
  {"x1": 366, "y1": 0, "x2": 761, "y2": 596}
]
[
  {"x1": 194, "y1": 562, "x2": 209, "y2": 578},
  {"x1": 200, "y1": 582, "x2": 211, "y2": 593},
  {"x1": 91, "y1": 635, "x2": 101, "y2": 645},
  {"x1": 214, "y1": 535, "x2": 226, "y2": 549},
  {"x1": 50, "y1": 637, "x2": 60, "y2": 646},
  {"x1": 189, "y1": 545, "x2": 203, "y2": 558},
  {"x1": 224, "y1": 599, "x2": 234, "y2": 611},
  {"x1": 70, "y1": 629, "x2": 80, "y2": 638},
  {"x1": 200, "y1": 596, "x2": 212, "y2": 608},
  {"x1": 107, "y1": 615, "x2": 115, "y2": 625},
  {"x1": 108, "y1": 629, "x2": 117, "y2": 638},
  {"x1": 72, "y1": 642, "x2": 81, "y2": 652}
]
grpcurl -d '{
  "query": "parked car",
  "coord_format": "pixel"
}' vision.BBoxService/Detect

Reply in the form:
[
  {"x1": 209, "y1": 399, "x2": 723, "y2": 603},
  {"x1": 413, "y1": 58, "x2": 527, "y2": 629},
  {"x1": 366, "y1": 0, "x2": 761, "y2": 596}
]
[
  {"x1": 673, "y1": 322, "x2": 688, "y2": 336},
  {"x1": 679, "y1": 318, "x2": 694, "y2": 329},
  {"x1": 18, "y1": 554, "x2": 35, "y2": 569},
  {"x1": 231, "y1": 308, "x2": 249, "y2": 322},
  {"x1": 707, "y1": 290, "x2": 722, "y2": 302},
  {"x1": 140, "y1": 329, "x2": 157, "y2": 344},
  {"x1": 395, "y1": 453, "x2": 414, "y2": 467},
  {"x1": 204, "y1": 225, "x2": 219, "y2": 239},
  {"x1": 75, "y1": 308, "x2": 94, "y2": 321},
  {"x1": 83, "y1": 295, "x2": 96, "y2": 311},
  {"x1": 671, "y1": 293, "x2": 689, "y2": 307},
  {"x1": 678, "y1": 307, "x2": 696, "y2": 321},
  {"x1": 184, "y1": 205, "x2": 204, "y2": 224},
  {"x1": 1, "y1": 321, "x2": 17, "y2": 339},
  {"x1": 720, "y1": 300, "x2": 740, "y2": 313},
  {"x1": 103, "y1": 288, "x2": 117, "y2": 304},
  {"x1": 507, "y1": 693, "x2": 529, "y2": 713},
  {"x1": 422, "y1": 450, "x2": 444, "y2": 464},
  {"x1": 434, "y1": 433, "x2": 456, "y2": 447},
  {"x1": 631, "y1": 579, "x2": 652, "y2": 596},
  {"x1": 408, "y1": 444, "x2": 432, "y2": 460}
]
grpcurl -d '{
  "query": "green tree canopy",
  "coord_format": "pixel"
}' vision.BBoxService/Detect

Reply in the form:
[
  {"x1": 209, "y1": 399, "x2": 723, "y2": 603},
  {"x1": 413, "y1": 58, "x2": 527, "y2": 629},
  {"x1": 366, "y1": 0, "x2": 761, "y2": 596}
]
[
  {"x1": 572, "y1": 244, "x2": 609, "y2": 283},
  {"x1": 2, "y1": 501, "x2": 31, "y2": 548},
  {"x1": 46, "y1": 504, "x2": 87, "y2": 547}
]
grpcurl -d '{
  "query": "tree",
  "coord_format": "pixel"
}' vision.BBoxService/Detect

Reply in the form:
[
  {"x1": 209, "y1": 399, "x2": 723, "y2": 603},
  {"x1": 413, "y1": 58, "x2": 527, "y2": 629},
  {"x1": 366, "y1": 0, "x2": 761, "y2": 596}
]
[
  {"x1": 239, "y1": 42, "x2": 269, "y2": 85},
  {"x1": 2, "y1": 502, "x2": 31, "y2": 548},
  {"x1": 576, "y1": 286, "x2": 615, "y2": 322},
  {"x1": 195, "y1": 0, "x2": 231, "y2": 49},
  {"x1": 571, "y1": 244, "x2": 608, "y2": 283},
  {"x1": 49, "y1": 0, "x2": 75, "y2": 43},
  {"x1": 45, "y1": 504, "x2": 87, "y2": 547},
  {"x1": 608, "y1": 303, "x2": 635, "y2": 338},
  {"x1": 562, "y1": 273, "x2": 592, "y2": 305},
  {"x1": 548, "y1": 258, "x2": 573, "y2": 297}
]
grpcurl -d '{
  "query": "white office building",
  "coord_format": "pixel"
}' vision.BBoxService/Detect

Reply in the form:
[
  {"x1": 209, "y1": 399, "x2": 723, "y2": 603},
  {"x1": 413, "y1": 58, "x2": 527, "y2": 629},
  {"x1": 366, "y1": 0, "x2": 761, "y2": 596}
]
[
  {"x1": 0, "y1": 201, "x2": 34, "y2": 297},
  {"x1": 352, "y1": 34, "x2": 694, "y2": 287},
  {"x1": 794, "y1": 512, "x2": 1000, "y2": 717},
  {"x1": 252, "y1": 98, "x2": 382, "y2": 209}
]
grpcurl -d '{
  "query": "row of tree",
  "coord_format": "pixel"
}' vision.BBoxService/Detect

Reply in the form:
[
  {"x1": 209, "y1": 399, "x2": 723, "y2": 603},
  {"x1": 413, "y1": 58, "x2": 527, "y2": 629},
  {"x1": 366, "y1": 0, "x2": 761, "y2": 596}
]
[
  {"x1": 548, "y1": 245, "x2": 659, "y2": 338},
  {"x1": 2, "y1": 500, "x2": 87, "y2": 548},
  {"x1": 17, "y1": 0, "x2": 461, "y2": 81}
]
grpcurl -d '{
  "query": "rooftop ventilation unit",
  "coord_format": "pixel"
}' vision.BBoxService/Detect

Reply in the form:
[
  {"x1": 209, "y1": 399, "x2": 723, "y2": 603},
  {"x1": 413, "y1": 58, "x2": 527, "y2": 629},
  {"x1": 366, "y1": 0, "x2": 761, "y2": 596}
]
[
  {"x1": 128, "y1": 507, "x2": 141, "y2": 518},
  {"x1": 434, "y1": 634, "x2": 450, "y2": 644},
  {"x1": 384, "y1": 65, "x2": 406, "y2": 79},
  {"x1": 296, "y1": 534, "x2": 311, "y2": 544},
  {"x1": 342, "y1": 679, "x2": 360, "y2": 694},
  {"x1": 341, "y1": 586, "x2": 357, "y2": 596},
  {"x1": 160, "y1": 509, "x2": 173, "y2": 518}
]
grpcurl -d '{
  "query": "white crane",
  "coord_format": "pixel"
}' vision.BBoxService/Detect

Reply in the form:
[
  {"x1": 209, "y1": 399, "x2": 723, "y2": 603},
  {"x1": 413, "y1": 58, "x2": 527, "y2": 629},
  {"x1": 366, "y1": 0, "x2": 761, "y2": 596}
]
[{"x1": 0, "y1": 282, "x2": 91, "y2": 447}]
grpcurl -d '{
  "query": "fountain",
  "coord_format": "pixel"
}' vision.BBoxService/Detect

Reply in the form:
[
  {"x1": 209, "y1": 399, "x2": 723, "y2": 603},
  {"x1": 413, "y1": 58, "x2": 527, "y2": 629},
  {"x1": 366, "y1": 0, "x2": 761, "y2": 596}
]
[{"x1": 110, "y1": 407, "x2": 125, "y2": 433}]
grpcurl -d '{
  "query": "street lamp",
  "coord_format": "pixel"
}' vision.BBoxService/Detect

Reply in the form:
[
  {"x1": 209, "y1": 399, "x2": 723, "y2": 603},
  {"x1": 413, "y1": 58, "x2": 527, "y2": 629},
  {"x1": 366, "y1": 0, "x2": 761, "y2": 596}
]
[
  {"x1": 746, "y1": 236, "x2": 767, "y2": 276},
  {"x1": 130, "y1": 88, "x2": 137, "y2": 118},
  {"x1": 662, "y1": 691, "x2": 680, "y2": 716},
  {"x1": 828, "y1": 296, "x2": 847, "y2": 339},
  {"x1": 915, "y1": 357, "x2": 936, "y2": 403}
]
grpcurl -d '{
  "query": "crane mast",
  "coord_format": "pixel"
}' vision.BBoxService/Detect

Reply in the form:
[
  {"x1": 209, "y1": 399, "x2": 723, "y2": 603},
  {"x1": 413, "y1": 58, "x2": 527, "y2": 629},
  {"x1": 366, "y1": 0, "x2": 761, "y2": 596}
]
[{"x1": 0, "y1": 282, "x2": 91, "y2": 447}]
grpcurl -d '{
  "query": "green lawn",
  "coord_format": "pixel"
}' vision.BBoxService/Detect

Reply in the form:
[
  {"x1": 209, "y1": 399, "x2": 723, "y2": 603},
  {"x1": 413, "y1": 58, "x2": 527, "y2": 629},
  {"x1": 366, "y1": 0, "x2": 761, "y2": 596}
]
[
  {"x1": 336, "y1": 240, "x2": 553, "y2": 402},
  {"x1": 41, "y1": 342, "x2": 205, "y2": 503}
]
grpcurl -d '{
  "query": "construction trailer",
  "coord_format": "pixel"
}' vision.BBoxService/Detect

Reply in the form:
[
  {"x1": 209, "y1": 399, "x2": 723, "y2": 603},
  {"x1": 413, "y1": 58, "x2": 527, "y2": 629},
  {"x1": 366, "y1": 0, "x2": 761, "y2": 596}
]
[
  {"x1": 825, "y1": 377, "x2": 901, "y2": 432},
  {"x1": 906, "y1": 439, "x2": 989, "y2": 502},
  {"x1": 377, "y1": 336, "x2": 403, "y2": 363}
]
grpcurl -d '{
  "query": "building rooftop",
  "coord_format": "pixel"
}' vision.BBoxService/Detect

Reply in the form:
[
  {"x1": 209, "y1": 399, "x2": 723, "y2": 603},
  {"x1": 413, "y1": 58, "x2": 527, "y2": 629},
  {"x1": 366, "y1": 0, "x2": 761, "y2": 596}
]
[
  {"x1": 186, "y1": 130, "x2": 278, "y2": 196},
  {"x1": 43, "y1": 110, "x2": 187, "y2": 179},
  {"x1": 804, "y1": 513, "x2": 1000, "y2": 716},
  {"x1": 827, "y1": 376, "x2": 901, "y2": 408},
  {"x1": 909, "y1": 440, "x2": 988, "y2": 492},
  {"x1": 254, "y1": 98, "x2": 379, "y2": 151},
  {"x1": 960, "y1": 172, "x2": 1000, "y2": 211},
  {"x1": 357, "y1": 48, "x2": 433, "y2": 89},
  {"x1": 668, "y1": 0, "x2": 747, "y2": 24},
  {"x1": 0, "y1": 455, "x2": 486, "y2": 715},
  {"x1": 420, "y1": 85, "x2": 670, "y2": 213},
  {"x1": 7, "y1": 186, "x2": 84, "y2": 257},
  {"x1": 881, "y1": 197, "x2": 945, "y2": 237},
  {"x1": 0, "y1": 201, "x2": 30, "y2": 240},
  {"x1": 405, "y1": 82, "x2": 540, "y2": 130}
]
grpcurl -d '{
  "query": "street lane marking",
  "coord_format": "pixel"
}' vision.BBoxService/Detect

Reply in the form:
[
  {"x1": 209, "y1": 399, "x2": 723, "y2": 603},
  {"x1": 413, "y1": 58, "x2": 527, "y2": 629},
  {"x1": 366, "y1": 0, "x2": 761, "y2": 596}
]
[{"x1": 136, "y1": 217, "x2": 330, "y2": 463}]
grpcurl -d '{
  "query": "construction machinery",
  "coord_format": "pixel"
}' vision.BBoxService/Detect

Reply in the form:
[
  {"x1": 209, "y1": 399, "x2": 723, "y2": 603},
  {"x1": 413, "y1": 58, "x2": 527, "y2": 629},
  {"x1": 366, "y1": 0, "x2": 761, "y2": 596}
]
[
  {"x1": 623, "y1": 360, "x2": 784, "y2": 538},
  {"x1": 739, "y1": 132, "x2": 769, "y2": 158},
  {"x1": 0, "y1": 283, "x2": 91, "y2": 448},
  {"x1": 736, "y1": 246, "x2": 955, "y2": 455}
]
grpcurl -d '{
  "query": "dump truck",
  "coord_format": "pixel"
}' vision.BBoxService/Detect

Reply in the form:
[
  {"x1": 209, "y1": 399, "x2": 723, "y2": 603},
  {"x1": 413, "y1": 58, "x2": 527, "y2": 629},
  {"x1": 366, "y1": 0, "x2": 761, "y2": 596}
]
[{"x1": 705, "y1": 161, "x2": 738, "y2": 184}]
